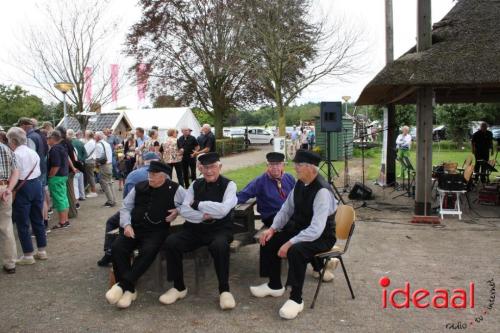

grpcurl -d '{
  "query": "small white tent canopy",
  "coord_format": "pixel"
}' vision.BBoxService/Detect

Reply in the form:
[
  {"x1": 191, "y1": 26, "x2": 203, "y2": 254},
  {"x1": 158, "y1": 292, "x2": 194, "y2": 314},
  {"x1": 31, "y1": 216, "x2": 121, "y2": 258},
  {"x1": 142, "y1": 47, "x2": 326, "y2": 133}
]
[{"x1": 124, "y1": 107, "x2": 201, "y2": 140}]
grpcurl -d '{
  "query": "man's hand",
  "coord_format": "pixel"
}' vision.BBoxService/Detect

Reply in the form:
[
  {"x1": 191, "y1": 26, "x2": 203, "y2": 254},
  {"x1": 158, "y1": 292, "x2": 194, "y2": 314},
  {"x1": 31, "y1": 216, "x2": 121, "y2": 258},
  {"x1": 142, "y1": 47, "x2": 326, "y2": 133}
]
[
  {"x1": 278, "y1": 241, "x2": 293, "y2": 259},
  {"x1": 259, "y1": 228, "x2": 276, "y2": 246},
  {"x1": 202, "y1": 213, "x2": 213, "y2": 221},
  {"x1": 124, "y1": 225, "x2": 135, "y2": 239},
  {"x1": 0, "y1": 189, "x2": 10, "y2": 202},
  {"x1": 165, "y1": 209, "x2": 178, "y2": 223}
]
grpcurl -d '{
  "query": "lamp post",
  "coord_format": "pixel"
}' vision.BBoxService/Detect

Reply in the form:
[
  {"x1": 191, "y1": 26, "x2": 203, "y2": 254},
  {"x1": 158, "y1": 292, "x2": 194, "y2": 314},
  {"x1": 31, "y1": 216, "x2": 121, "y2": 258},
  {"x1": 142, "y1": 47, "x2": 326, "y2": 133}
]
[
  {"x1": 54, "y1": 82, "x2": 75, "y2": 129},
  {"x1": 341, "y1": 95, "x2": 351, "y2": 115},
  {"x1": 341, "y1": 95, "x2": 351, "y2": 191}
]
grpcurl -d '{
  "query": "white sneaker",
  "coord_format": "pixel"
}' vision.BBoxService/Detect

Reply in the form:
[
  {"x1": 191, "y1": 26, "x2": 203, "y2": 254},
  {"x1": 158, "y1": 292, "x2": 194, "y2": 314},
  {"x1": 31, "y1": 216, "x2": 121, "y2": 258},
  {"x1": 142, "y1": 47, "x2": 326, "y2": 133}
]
[
  {"x1": 249, "y1": 283, "x2": 285, "y2": 298},
  {"x1": 116, "y1": 291, "x2": 137, "y2": 309},
  {"x1": 34, "y1": 251, "x2": 48, "y2": 260},
  {"x1": 159, "y1": 288, "x2": 187, "y2": 305},
  {"x1": 279, "y1": 299, "x2": 304, "y2": 320},
  {"x1": 219, "y1": 292, "x2": 236, "y2": 310},
  {"x1": 16, "y1": 256, "x2": 35, "y2": 265},
  {"x1": 86, "y1": 192, "x2": 98, "y2": 198},
  {"x1": 105, "y1": 283, "x2": 124, "y2": 305}
]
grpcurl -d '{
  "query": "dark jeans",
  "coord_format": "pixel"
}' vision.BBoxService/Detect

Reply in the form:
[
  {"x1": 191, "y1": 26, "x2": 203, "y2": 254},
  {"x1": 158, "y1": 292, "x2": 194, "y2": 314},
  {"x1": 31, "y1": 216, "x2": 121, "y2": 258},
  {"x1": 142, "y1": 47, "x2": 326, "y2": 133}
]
[
  {"x1": 167, "y1": 162, "x2": 184, "y2": 188},
  {"x1": 111, "y1": 227, "x2": 169, "y2": 289},
  {"x1": 104, "y1": 212, "x2": 121, "y2": 255},
  {"x1": 12, "y1": 179, "x2": 46, "y2": 254},
  {"x1": 165, "y1": 225, "x2": 233, "y2": 293},
  {"x1": 260, "y1": 229, "x2": 335, "y2": 300},
  {"x1": 181, "y1": 157, "x2": 197, "y2": 187}
]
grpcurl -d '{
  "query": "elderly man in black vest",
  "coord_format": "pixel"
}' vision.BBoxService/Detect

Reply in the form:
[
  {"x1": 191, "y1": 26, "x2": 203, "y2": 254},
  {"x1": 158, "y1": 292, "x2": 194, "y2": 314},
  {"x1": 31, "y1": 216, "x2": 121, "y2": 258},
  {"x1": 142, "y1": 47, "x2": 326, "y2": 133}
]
[
  {"x1": 105, "y1": 161, "x2": 185, "y2": 309},
  {"x1": 250, "y1": 149, "x2": 337, "y2": 320},
  {"x1": 160, "y1": 152, "x2": 238, "y2": 310}
]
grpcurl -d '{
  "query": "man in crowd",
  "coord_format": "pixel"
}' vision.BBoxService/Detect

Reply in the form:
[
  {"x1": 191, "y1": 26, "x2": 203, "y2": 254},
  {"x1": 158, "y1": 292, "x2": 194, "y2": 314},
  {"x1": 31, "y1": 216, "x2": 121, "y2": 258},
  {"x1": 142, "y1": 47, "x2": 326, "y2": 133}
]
[
  {"x1": 7, "y1": 127, "x2": 47, "y2": 264},
  {"x1": 95, "y1": 131, "x2": 116, "y2": 207},
  {"x1": 237, "y1": 152, "x2": 295, "y2": 228},
  {"x1": 250, "y1": 150, "x2": 337, "y2": 320},
  {"x1": 193, "y1": 124, "x2": 216, "y2": 158},
  {"x1": 105, "y1": 161, "x2": 184, "y2": 309},
  {"x1": 160, "y1": 152, "x2": 237, "y2": 310},
  {"x1": 67, "y1": 129, "x2": 87, "y2": 204},
  {"x1": 97, "y1": 152, "x2": 161, "y2": 267},
  {"x1": 471, "y1": 122, "x2": 494, "y2": 183},
  {"x1": 47, "y1": 130, "x2": 71, "y2": 229},
  {"x1": 177, "y1": 127, "x2": 199, "y2": 187},
  {"x1": 0, "y1": 138, "x2": 19, "y2": 273},
  {"x1": 135, "y1": 127, "x2": 149, "y2": 148},
  {"x1": 84, "y1": 130, "x2": 98, "y2": 198}
]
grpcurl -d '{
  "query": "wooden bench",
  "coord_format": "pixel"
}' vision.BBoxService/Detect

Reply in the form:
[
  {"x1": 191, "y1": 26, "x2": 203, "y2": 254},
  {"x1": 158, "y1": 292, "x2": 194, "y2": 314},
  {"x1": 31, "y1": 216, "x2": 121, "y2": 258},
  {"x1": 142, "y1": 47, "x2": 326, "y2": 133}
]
[{"x1": 109, "y1": 201, "x2": 259, "y2": 293}]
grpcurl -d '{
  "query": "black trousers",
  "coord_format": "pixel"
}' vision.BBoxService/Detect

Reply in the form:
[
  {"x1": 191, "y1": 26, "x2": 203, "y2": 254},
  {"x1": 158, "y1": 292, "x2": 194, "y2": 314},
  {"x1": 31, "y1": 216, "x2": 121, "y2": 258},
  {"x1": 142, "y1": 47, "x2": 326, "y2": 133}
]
[
  {"x1": 167, "y1": 162, "x2": 185, "y2": 188},
  {"x1": 260, "y1": 229, "x2": 335, "y2": 299},
  {"x1": 165, "y1": 225, "x2": 233, "y2": 293},
  {"x1": 181, "y1": 157, "x2": 197, "y2": 187},
  {"x1": 474, "y1": 153, "x2": 490, "y2": 182},
  {"x1": 104, "y1": 212, "x2": 121, "y2": 255},
  {"x1": 111, "y1": 227, "x2": 168, "y2": 290}
]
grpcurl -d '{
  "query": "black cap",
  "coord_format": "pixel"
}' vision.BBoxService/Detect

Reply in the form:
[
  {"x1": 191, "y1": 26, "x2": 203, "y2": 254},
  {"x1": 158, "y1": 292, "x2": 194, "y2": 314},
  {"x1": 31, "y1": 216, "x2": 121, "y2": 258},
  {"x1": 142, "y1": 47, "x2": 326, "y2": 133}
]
[
  {"x1": 147, "y1": 161, "x2": 172, "y2": 174},
  {"x1": 266, "y1": 152, "x2": 285, "y2": 163},
  {"x1": 198, "y1": 152, "x2": 220, "y2": 165},
  {"x1": 292, "y1": 149, "x2": 321, "y2": 166}
]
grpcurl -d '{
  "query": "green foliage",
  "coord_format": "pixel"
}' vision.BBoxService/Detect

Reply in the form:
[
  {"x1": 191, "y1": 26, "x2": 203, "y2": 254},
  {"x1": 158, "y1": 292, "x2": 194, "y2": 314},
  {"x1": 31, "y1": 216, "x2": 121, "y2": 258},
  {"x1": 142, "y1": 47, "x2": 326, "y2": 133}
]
[
  {"x1": 436, "y1": 104, "x2": 474, "y2": 146},
  {"x1": 215, "y1": 137, "x2": 247, "y2": 157},
  {"x1": 395, "y1": 105, "x2": 416, "y2": 127},
  {"x1": 0, "y1": 85, "x2": 45, "y2": 127},
  {"x1": 192, "y1": 107, "x2": 213, "y2": 125}
]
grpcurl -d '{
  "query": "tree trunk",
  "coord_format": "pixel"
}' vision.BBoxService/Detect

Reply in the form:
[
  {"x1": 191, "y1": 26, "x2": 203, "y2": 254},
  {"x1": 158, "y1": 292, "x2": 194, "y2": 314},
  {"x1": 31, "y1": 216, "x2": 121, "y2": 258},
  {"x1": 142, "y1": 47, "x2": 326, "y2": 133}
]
[
  {"x1": 278, "y1": 104, "x2": 286, "y2": 136},
  {"x1": 213, "y1": 107, "x2": 224, "y2": 139}
]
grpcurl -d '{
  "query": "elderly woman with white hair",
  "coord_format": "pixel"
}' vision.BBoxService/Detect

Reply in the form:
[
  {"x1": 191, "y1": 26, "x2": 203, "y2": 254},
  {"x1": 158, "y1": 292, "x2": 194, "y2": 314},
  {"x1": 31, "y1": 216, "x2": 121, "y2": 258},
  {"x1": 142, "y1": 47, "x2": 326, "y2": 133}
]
[
  {"x1": 6, "y1": 127, "x2": 47, "y2": 264},
  {"x1": 395, "y1": 126, "x2": 412, "y2": 178}
]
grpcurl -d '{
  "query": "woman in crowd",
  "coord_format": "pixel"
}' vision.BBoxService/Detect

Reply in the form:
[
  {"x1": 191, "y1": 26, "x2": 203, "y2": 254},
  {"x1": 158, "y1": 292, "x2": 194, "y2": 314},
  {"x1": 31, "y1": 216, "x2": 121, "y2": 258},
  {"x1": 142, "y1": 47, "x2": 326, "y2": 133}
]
[
  {"x1": 143, "y1": 129, "x2": 161, "y2": 154},
  {"x1": 123, "y1": 133, "x2": 137, "y2": 175},
  {"x1": 6, "y1": 127, "x2": 47, "y2": 264},
  {"x1": 55, "y1": 126, "x2": 79, "y2": 218},
  {"x1": 161, "y1": 128, "x2": 184, "y2": 187}
]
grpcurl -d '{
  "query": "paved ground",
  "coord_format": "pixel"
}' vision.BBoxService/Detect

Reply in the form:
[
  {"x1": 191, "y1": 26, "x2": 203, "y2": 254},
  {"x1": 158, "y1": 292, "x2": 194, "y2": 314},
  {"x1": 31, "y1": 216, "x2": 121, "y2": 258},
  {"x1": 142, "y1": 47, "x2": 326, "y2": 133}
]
[{"x1": 1, "y1": 146, "x2": 499, "y2": 332}]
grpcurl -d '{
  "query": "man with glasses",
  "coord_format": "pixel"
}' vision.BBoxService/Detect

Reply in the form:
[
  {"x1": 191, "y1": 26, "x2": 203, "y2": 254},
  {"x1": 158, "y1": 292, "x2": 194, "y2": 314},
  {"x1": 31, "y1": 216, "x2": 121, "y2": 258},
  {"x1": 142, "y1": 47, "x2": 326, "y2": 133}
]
[
  {"x1": 105, "y1": 161, "x2": 185, "y2": 309},
  {"x1": 237, "y1": 152, "x2": 295, "y2": 228},
  {"x1": 160, "y1": 152, "x2": 238, "y2": 310},
  {"x1": 250, "y1": 150, "x2": 337, "y2": 320}
]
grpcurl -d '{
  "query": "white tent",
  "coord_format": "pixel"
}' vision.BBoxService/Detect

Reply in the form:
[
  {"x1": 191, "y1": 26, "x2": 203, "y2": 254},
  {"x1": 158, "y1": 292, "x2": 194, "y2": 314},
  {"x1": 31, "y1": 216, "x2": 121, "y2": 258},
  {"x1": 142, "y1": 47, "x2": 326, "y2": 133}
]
[{"x1": 124, "y1": 107, "x2": 201, "y2": 140}]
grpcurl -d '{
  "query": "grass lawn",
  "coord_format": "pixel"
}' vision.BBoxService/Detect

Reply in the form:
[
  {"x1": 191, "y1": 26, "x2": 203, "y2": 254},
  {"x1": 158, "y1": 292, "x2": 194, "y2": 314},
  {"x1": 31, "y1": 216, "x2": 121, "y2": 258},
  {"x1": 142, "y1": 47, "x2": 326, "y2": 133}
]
[
  {"x1": 225, "y1": 161, "x2": 343, "y2": 190},
  {"x1": 226, "y1": 149, "x2": 498, "y2": 188},
  {"x1": 366, "y1": 149, "x2": 499, "y2": 180}
]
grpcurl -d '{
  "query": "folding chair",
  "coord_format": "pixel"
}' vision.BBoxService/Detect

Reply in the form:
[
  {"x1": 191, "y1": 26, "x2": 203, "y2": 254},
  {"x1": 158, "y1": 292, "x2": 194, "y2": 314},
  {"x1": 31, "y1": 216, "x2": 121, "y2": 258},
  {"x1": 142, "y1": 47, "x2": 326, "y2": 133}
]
[{"x1": 310, "y1": 205, "x2": 356, "y2": 309}]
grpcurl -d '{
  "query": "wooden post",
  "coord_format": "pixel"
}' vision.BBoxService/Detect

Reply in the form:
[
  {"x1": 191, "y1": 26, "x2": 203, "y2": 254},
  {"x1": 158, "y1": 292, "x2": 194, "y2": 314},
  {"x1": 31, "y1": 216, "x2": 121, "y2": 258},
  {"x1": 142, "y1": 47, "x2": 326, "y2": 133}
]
[
  {"x1": 380, "y1": 0, "x2": 396, "y2": 186},
  {"x1": 414, "y1": 0, "x2": 435, "y2": 218}
]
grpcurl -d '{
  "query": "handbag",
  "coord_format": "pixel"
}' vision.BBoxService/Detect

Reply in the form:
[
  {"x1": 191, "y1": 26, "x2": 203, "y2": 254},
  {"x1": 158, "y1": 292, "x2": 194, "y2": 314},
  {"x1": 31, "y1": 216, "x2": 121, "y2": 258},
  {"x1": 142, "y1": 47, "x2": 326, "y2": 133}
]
[
  {"x1": 96, "y1": 142, "x2": 108, "y2": 165},
  {"x1": 12, "y1": 161, "x2": 38, "y2": 202}
]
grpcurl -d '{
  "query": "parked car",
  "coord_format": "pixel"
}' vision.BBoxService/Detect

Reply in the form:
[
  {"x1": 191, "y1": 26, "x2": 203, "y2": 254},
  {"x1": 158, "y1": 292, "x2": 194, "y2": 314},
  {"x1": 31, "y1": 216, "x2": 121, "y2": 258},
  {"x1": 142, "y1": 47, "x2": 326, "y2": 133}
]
[
  {"x1": 433, "y1": 125, "x2": 446, "y2": 141},
  {"x1": 247, "y1": 128, "x2": 274, "y2": 145},
  {"x1": 491, "y1": 125, "x2": 500, "y2": 140},
  {"x1": 223, "y1": 128, "x2": 245, "y2": 139}
]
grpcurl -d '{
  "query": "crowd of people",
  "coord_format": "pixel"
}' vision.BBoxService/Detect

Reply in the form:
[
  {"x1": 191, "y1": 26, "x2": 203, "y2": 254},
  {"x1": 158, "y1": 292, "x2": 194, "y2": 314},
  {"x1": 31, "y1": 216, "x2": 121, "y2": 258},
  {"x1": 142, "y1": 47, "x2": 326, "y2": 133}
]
[{"x1": 1, "y1": 117, "x2": 340, "y2": 320}]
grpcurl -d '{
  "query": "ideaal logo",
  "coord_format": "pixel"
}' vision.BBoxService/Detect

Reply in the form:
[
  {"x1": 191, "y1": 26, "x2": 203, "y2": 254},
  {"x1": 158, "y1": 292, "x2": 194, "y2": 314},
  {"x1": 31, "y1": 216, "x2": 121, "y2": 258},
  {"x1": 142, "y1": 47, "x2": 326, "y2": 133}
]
[
  {"x1": 379, "y1": 277, "x2": 496, "y2": 330},
  {"x1": 379, "y1": 276, "x2": 474, "y2": 309}
]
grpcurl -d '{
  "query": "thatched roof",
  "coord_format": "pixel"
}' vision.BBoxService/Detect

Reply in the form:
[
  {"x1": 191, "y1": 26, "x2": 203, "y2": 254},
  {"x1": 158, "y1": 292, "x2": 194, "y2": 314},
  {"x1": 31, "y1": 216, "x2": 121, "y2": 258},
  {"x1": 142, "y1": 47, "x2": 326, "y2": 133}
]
[{"x1": 356, "y1": 0, "x2": 500, "y2": 105}]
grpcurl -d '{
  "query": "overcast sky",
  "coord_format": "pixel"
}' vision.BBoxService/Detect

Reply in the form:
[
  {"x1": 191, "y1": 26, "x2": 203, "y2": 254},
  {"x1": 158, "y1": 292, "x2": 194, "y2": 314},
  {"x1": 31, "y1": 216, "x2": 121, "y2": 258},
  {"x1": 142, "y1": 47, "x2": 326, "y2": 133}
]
[{"x1": 0, "y1": 0, "x2": 455, "y2": 111}]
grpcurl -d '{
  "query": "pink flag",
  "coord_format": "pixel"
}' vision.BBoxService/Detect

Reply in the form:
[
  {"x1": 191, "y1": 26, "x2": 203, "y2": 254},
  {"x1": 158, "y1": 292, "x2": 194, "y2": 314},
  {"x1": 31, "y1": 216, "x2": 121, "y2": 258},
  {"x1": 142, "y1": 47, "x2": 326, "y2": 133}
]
[
  {"x1": 136, "y1": 63, "x2": 150, "y2": 103},
  {"x1": 84, "y1": 67, "x2": 92, "y2": 105},
  {"x1": 111, "y1": 64, "x2": 119, "y2": 103}
]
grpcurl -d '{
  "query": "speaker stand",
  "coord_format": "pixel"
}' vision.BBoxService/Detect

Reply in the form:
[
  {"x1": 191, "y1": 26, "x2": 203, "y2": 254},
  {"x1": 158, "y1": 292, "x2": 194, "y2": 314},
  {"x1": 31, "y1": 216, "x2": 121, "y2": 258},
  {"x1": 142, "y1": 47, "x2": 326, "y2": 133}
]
[
  {"x1": 320, "y1": 131, "x2": 345, "y2": 205},
  {"x1": 355, "y1": 127, "x2": 379, "y2": 211}
]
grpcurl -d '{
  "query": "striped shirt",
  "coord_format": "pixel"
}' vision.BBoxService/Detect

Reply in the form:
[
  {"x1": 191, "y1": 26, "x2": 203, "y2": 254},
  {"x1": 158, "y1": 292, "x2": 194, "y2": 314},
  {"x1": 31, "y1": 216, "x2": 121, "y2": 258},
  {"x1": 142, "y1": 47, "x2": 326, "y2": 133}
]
[{"x1": 0, "y1": 143, "x2": 18, "y2": 180}]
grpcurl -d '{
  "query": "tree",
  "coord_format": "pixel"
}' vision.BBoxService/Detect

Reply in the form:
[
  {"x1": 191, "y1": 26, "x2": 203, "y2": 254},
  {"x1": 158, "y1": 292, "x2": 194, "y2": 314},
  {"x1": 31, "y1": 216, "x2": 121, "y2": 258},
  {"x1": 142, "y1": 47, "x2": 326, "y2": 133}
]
[
  {"x1": 153, "y1": 95, "x2": 183, "y2": 108},
  {"x1": 127, "y1": 0, "x2": 256, "y2": 138},
  {"x1": 16, "y1": 0, "x2": 125, "y2": 130},
  {"x1": 0, "y1": 85, "x2": 44, "y2": 127},
  {"x1": 238, "y1": 0, "x2": 364, "y2": 136}
]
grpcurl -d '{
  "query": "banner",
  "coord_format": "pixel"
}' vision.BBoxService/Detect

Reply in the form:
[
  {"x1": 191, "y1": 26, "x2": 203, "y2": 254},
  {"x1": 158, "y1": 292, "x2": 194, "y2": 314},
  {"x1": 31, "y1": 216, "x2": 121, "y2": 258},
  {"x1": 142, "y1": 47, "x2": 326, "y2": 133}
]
[
  {"x1": 136, "y1": 63, "x2": 150, "y2": 104},
  {"x1": 84, "y1": 67, "x2": 92, "y2": 105},
  {"x1": 111, "y1": 64, "x2": 119, "y2": 103}
]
